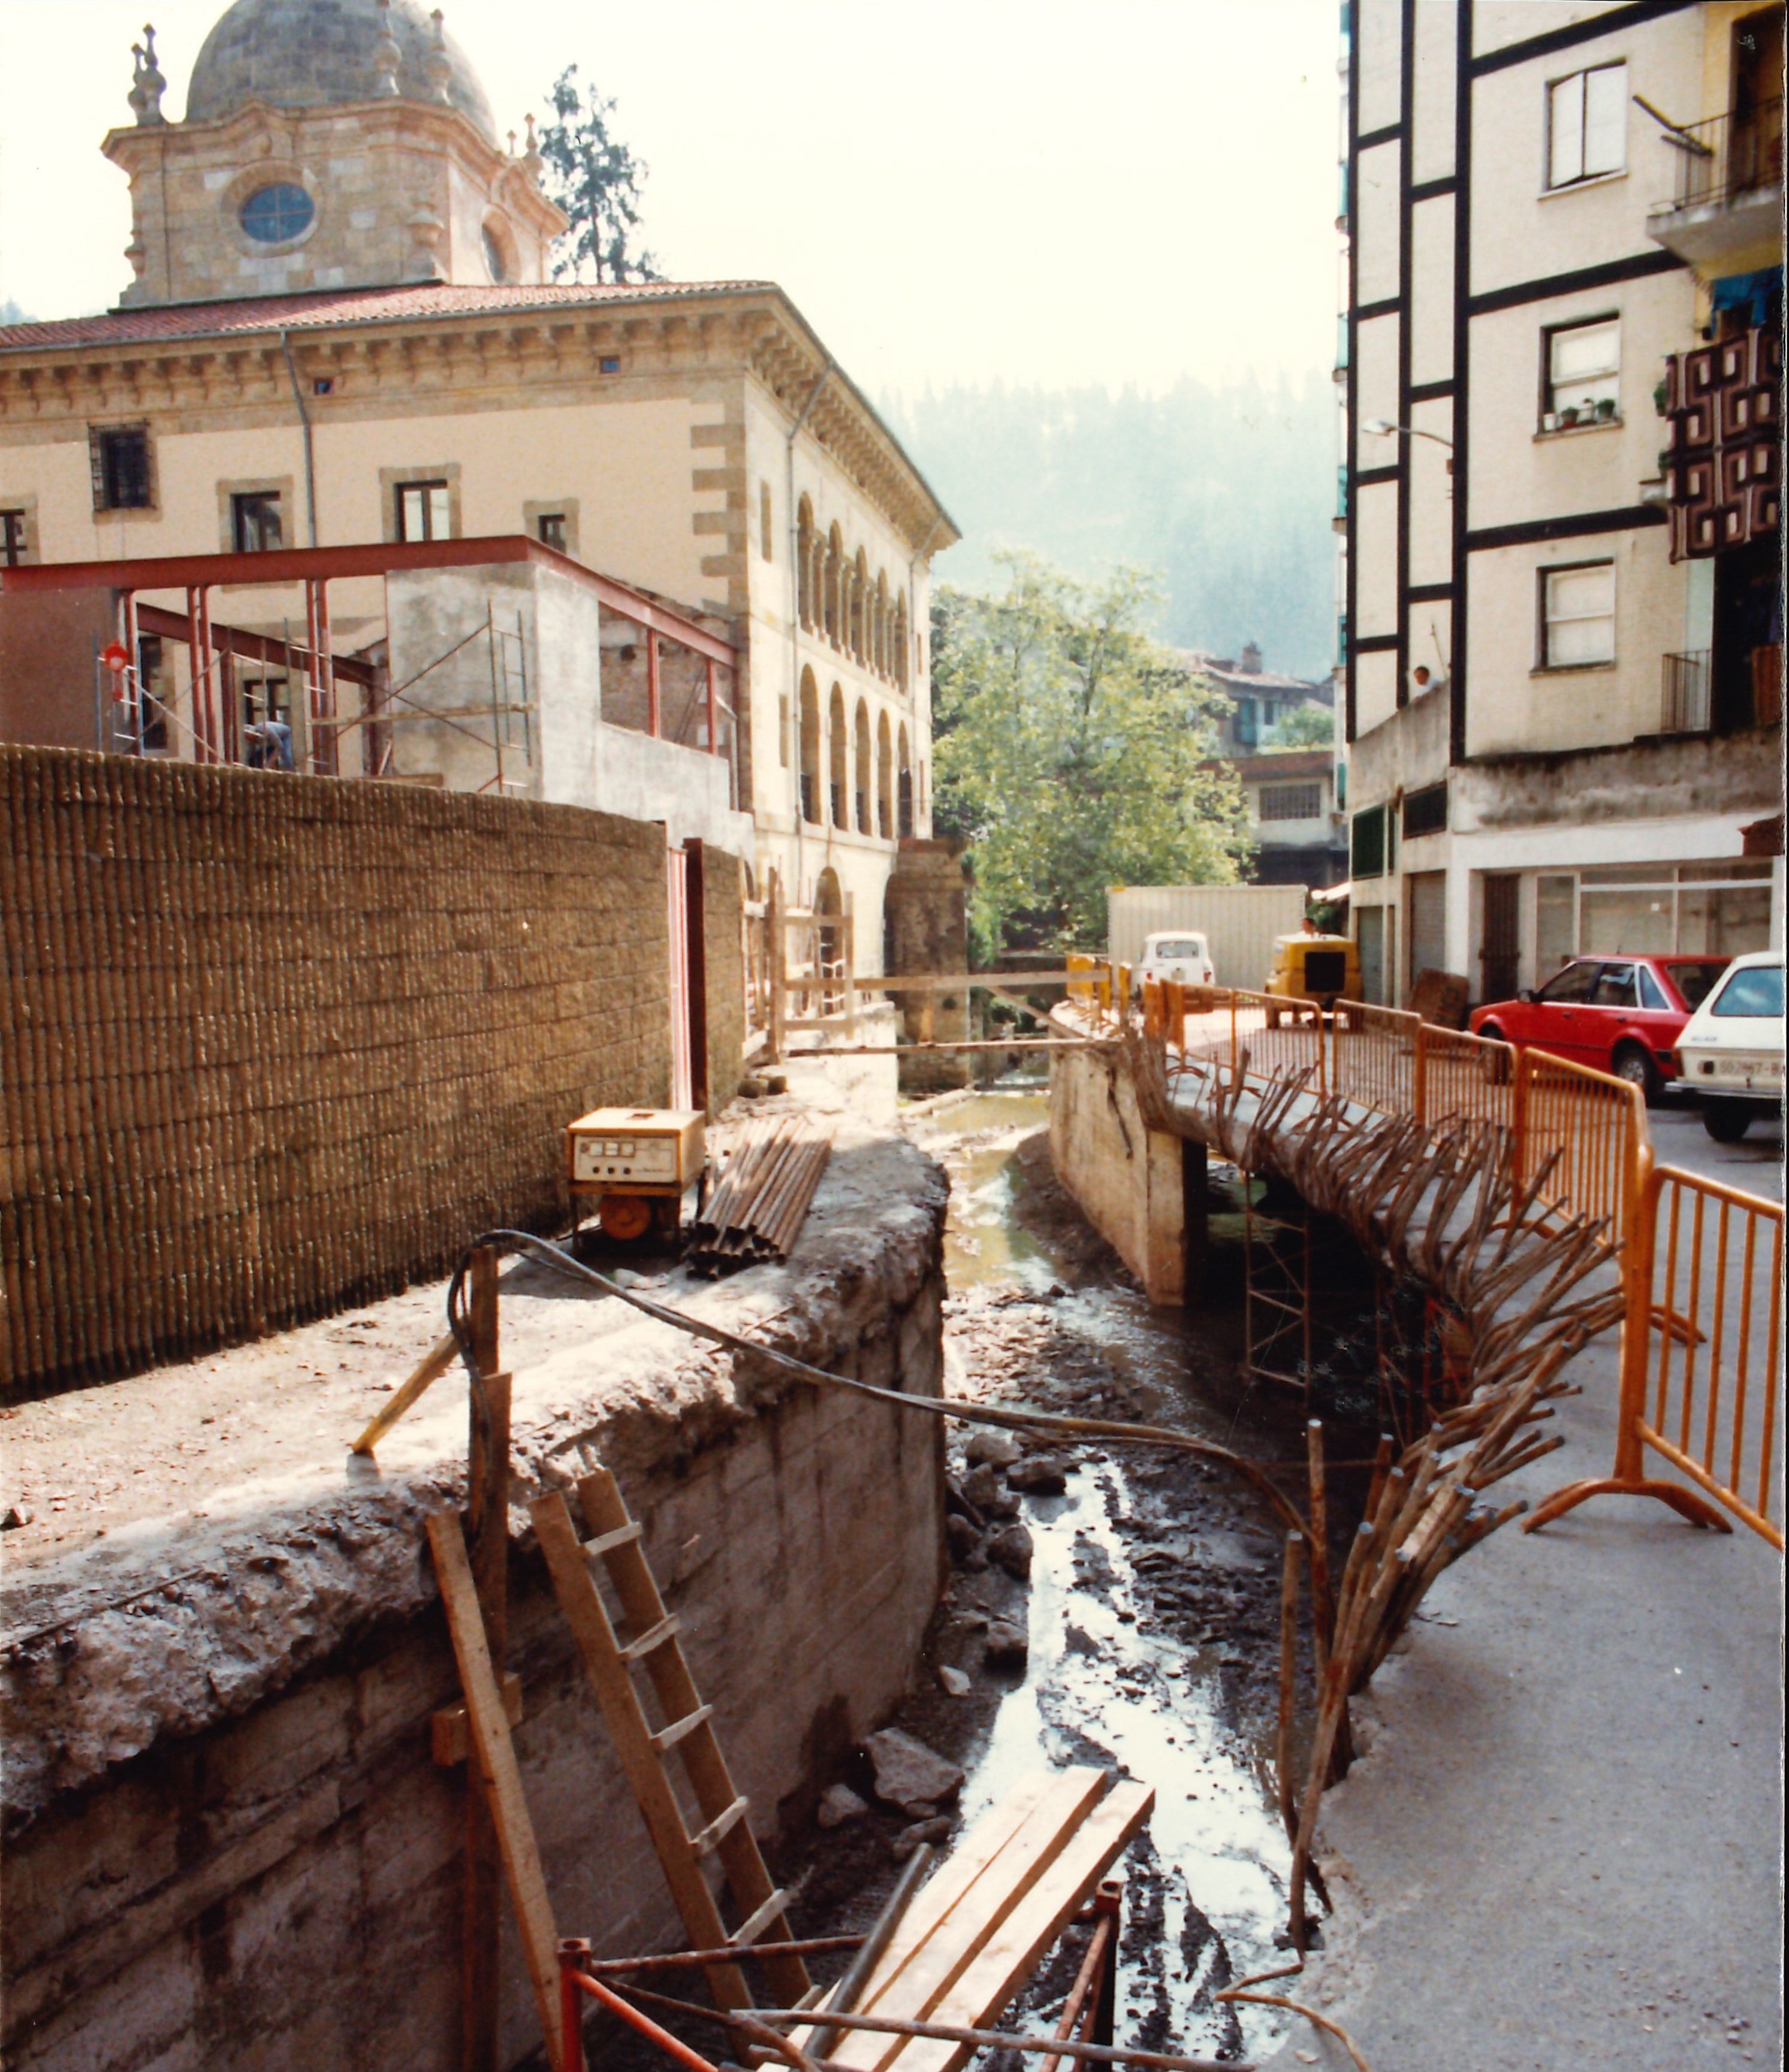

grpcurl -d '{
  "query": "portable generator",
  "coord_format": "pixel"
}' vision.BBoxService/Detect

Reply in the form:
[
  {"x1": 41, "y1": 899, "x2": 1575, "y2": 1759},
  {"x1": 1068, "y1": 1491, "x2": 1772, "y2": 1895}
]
[{"x1": 565, "y1": 1107, "x2": 707, "y2": 1242}]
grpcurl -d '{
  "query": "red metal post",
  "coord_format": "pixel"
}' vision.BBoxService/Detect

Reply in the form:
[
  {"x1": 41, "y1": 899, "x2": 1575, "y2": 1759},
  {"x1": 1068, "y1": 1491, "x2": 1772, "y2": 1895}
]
[
  {"x1": 557, "y1": 1940, "x2": 590, "y2": 2072},
  {"x1": 122, "y1": 591, "x2": 140, "y2": 750},
  {"x1": 647, "y1": 630, "x2": 661, "y2": 738},
  {"x1": 705, "y1": 656, "x2": 719, "y2": 757},
  {"x1": 185, "y1": 587, "x2": 206, "y2": 763},
  {"x1": 312, "y1": 577, "x2": 335, "y2": 775}
]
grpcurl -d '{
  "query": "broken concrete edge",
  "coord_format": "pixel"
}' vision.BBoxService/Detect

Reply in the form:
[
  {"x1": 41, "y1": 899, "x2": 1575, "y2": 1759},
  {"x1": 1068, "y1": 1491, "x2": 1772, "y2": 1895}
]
[{"x1": 0, "y1": 1134, "x2": 950, "y2": 1834}]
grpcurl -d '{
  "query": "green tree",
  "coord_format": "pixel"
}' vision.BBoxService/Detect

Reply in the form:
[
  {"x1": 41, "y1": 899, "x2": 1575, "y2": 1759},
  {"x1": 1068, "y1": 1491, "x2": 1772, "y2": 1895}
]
[
  {"x1": 538, "y1": 67, "x2": 661, "y2": 285},
  {"x1": 1262, "y1": 700, "x2": 1335, "y2": 750},
  {"x1": 933, "y1": 554, "x2": 1251, "y2": 957}
]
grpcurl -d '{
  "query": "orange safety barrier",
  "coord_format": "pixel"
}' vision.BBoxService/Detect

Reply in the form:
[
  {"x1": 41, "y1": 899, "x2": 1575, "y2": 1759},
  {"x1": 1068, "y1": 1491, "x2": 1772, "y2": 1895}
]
[{"x1": 1529, "y1": 1162, "x2": 1784, "y2": 1549}]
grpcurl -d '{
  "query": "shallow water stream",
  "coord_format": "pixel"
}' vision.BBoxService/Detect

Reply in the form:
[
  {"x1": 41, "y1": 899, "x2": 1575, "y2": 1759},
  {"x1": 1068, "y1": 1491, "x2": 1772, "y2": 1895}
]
[{"x1": 907, "y1": 1082, "x2": 1320, "y2": 2062}]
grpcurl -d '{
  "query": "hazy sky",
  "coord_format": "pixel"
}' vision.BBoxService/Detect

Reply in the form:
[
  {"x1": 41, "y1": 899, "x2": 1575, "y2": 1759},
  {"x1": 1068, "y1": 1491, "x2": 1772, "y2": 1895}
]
[{"x1": 1, "y1": 0, "x2": 1341, "y2": 398}]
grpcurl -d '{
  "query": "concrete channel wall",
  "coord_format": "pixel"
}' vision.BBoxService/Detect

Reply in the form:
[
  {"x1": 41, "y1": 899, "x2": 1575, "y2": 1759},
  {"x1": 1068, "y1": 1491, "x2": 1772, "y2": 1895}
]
[
  {"x1": 1048, "y1": 1041, "x2": 1187, "y2": 1304},
  {"x1": 1, "y1": 1132, "x2": 949, "y2": 2072}
]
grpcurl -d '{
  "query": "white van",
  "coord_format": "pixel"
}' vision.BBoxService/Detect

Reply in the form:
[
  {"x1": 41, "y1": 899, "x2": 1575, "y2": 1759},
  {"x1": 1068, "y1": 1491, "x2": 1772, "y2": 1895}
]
[
  {"x1": 1136, "y1": 930, "x2": 1215, "y2": 988},
  {"x1": 1671, "y1": 950, "x2": 1784, "y2": 1143}
]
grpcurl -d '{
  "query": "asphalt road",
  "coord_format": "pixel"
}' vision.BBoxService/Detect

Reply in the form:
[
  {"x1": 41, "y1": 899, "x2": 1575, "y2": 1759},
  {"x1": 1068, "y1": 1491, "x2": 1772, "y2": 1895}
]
[{"x1": 1261, "y1": 1099, "x2": 1783, "y2": 2072}]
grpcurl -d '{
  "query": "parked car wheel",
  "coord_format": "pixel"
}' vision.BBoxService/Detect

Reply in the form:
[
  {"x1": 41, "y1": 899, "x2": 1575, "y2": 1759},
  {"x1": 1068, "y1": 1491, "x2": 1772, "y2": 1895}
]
[
  {"x1": 1703, "y1": 1103, "x2": 1753, "y2": 1144},
  {"x1": 1477, "y1": 1025, "x2": 1513, "y2": 1085},
  {"x1": 1610, "y1": 1041, "x2": 1661, "y2": 1103}
]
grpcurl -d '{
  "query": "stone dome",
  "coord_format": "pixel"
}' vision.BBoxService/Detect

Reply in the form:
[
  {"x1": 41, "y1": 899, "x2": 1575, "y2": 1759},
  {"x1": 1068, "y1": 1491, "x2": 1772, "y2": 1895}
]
[{"x1": 184, "y1": 0, "x2": 498, "y2": 143}]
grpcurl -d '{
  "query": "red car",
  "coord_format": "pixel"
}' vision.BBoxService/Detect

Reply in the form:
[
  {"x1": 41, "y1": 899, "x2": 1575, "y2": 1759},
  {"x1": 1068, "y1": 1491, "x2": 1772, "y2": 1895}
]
[{"x1": 1470, "y1": 955, "x2": 1732, "y2": 1100}]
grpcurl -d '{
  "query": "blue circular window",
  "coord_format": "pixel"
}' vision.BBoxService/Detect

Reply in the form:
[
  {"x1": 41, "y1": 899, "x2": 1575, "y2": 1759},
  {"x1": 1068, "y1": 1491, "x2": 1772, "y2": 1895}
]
[{"x1": 240, "y1": 183, "x2": 314, "y2": 244}]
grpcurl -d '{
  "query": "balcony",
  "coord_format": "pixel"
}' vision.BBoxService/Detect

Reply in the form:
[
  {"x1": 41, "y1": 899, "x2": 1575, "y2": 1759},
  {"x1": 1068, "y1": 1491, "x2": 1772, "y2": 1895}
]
[
  {"x1": 1647, "y1": 102, "x2": 1784, "y2": 268},
  {"x1": 1661, "y1": 650, "x2": 1711, "y2": 734}
]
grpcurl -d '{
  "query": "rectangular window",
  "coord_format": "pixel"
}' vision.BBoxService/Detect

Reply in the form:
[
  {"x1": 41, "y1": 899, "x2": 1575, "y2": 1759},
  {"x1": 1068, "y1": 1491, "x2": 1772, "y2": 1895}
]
[
  {"x1": 1, "y1": 509, "x2": 28, "y2": 565},
  {"x1": 1259, "y1": 782, "x2": 1323, "y2": 821},
  {"x1": 1351, "y1": 804, "x2": 1387, "y2": 879},
  {"x1": 536, "y1": 512, "x2": 567, "y2": 551},
  {"x1": 1233, "y1": 697, "x2": 1258, "y2": 748},
  {"x1": 1547, "y1": 61, "x2": 1626, "y2": 189},
  {"x1": 1541, "y1": 561, "x2": 1616, "y2": 667},
  {"x1": 231, "y1": 490, "x2": 283, "y2": 552},
  {"x1": 90, "y1": 425, "x2": 153, "y2": 511},
  {"x1": 1545, "y1": 317, "x2": 1620, "y2": 424},
  {"x1": 779, "y1": 693, "x2": 790, "y2": 767},
  {"x1": 396, "y1": 480, "x2": 451, "y2": 542},
  {"x1": 761, "y1": 481, "x2": 775, "y2": 561},
  {"x1": 1402, "y1": 781, "x2": 1449, "y2": 839}
]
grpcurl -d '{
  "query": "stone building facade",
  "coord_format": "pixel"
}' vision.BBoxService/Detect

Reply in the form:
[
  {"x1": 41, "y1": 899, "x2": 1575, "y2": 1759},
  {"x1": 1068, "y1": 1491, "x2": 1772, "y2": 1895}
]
[{"x1": 0, "y1": 0, "x2": 957, "y2": 963}]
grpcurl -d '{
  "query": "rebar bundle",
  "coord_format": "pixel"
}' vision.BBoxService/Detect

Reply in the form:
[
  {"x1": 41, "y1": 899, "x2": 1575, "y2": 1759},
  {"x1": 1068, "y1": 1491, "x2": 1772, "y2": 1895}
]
[{"x1": 685, "y1": 1116, "x2": 833, "y2": 1274}]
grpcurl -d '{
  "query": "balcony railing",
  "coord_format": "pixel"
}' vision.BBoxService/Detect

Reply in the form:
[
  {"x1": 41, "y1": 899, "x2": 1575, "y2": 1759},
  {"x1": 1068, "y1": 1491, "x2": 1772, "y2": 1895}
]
[
  {"x1": 1654, "y1": 101, "x2": 1784, "y2": 216},
  {"x1": 1661, "y1": 650, "x2": 1710, "y2": 734}
]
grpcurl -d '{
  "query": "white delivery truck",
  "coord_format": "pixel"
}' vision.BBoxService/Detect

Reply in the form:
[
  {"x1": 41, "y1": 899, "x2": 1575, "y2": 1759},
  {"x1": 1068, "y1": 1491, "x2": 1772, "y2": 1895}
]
[{"x1": 1106, "y1": 884, "x2": 1309, "y2": 995}]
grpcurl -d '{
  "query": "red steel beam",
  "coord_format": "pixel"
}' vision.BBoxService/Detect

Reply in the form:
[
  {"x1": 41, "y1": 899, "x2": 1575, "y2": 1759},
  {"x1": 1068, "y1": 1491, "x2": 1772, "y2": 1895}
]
[
  {"x1": 132, "y1": 602, "x2": 378, "y2": 686},
  {"x1": 0, "y1": 534, "x2": 739, "y2": 668}
]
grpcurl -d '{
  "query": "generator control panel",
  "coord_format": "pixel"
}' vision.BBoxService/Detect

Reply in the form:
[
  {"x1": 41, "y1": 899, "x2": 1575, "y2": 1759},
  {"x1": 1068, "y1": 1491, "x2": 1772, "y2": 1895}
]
[{"x1": 566, "y1": 1107, "x2": 706, "y2": 1198}]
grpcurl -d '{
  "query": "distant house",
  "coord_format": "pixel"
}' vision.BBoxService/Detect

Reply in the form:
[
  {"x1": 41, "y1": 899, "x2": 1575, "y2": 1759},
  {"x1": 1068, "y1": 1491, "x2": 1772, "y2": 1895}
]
[
  {"x1": 1224, "y1": 749, "x2": 1347, "y2": 888},
  {"x1": 1188, "y1": 642, "x2": 1347, "y2": 887}
]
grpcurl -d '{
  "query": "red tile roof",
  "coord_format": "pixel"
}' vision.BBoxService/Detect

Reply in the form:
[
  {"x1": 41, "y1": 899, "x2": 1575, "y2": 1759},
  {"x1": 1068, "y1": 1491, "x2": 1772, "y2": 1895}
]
[{"x1": 0, "y1": 280, "x2": 775, "y2": 354}]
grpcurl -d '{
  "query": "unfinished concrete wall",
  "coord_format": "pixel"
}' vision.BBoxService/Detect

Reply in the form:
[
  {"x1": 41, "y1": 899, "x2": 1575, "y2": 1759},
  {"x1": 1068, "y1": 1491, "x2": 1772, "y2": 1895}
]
[
  {"x1": 884, "y1": 838, "x2": 970, "y2": 1092},
  {"x1": 0, "y1": 747, "x2": 708, "y2": 1397},
  {"x1": 1048, "y1": 1037, "x2": 1186, "y2": 1304},
  {"x1": 591, "y1": 720, "x2": 753, "y2": 858},
  {"x1": 1, "y1": 1137, "x2": 948, "y2": 2072},
  {"x1": 0, "y1": 592, "x2": 116, "y2": 751},
  {"x1": 703, "y1": 845, "x2": 746, "y2": 1112}
]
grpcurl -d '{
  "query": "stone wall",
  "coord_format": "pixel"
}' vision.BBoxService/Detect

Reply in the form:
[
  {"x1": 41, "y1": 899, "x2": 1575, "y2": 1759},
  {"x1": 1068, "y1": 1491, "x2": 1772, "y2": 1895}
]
[
  {"x1": 0, "y1": 747, "x2": 743, "y2": 1398},
  {"x1": 884, "y1": 838, "x2": 970, "y2": 1092},
  {"x1": 0, "y1": 1133, "x2": 949, "y2": 2072},
  {"x1": 703, "y1": 845, "x2": 746, "y2": 1110}
]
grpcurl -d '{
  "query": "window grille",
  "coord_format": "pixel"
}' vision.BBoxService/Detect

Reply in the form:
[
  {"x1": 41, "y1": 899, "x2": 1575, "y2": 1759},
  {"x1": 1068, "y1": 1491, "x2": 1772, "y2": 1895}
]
[{"x1": 1259, "y1": 782, "x2": 1323, "y2": 821}]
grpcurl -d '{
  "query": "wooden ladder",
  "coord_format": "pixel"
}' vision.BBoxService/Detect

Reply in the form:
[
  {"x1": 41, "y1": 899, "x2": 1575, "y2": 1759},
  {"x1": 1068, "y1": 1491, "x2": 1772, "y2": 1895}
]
[{"x1": 532, "y1": 1467, "x2": 812, "y2": 2013}]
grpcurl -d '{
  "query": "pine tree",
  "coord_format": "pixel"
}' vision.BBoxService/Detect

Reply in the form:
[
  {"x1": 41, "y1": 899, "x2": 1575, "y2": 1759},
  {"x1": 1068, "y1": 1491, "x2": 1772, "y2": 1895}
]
[{"x1": 537, "y1": 67, "x2": 661, "y2": 285}]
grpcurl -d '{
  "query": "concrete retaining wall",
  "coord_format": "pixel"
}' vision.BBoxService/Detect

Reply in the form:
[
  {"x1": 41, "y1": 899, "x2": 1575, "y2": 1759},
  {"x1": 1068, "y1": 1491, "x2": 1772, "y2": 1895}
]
[
  {"x1": 1048, "y1": 1040, "x2": 1186, "y2": 1303},
  {"x1": 0, "y1": 747, "x2": 741, "y2": 1398},
  {"x1": 1, "y1": 1132, "x2": 948, "y2": 2072}
]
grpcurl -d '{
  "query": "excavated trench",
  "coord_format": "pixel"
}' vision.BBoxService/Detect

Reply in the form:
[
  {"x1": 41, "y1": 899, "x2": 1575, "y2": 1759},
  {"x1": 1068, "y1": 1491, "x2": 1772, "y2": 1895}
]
[{"x1": 728, "y1": 1084, "x2": 1389, "y2": 2069}]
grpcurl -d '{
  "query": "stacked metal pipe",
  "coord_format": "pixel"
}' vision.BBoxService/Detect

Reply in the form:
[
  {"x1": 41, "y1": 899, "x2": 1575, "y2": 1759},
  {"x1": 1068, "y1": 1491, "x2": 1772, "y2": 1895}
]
[{"x1": 685, "y1": 1115, "x2": 832, "y2": 1274}]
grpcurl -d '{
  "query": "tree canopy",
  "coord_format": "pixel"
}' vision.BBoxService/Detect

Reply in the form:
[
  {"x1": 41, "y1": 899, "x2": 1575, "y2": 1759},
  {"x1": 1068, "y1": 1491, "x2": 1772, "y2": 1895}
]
[
  {"x1": 933, "y1": 554, "x2": 1251, "y2": 958},
  {"x1": 1261, "y1": 701, "x2": 1335, "y2": 750},
  {"x1": 537, "y1": 67, "x2": 660, "y2": 285}
]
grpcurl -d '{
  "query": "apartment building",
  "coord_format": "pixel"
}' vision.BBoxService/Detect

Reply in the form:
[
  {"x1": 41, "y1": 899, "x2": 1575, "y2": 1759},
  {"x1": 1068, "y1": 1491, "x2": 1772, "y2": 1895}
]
[
  {"x1": 1190, "y1": 644, "x2": 1349, "y2": 887},
  {"x1": 1337, "y1": 0, "x2": 1782, "y2": 1008}
]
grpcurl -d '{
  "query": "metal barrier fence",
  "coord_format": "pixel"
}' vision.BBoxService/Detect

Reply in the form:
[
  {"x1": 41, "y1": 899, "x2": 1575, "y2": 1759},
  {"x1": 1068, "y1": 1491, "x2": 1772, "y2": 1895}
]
[
  {"x1": 1070, "y1": 967, "x2": 1784, "y2": 1548},
  {"x1": 1530, "y1": 1164, "x2": 1784, "y2": 1550}
]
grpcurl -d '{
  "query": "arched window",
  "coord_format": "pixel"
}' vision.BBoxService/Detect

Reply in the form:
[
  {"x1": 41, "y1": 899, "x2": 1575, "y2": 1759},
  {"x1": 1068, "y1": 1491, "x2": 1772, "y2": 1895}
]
[
  {"x1": 798, "y1": 668, "x2": 822, "y2": 824},
  {"x1": 815, "y1": 867, "x2": 844, "y2": 1014},
  {"x1": 797, "y1": 499, "x2": 814, "y2": 628},
  {"x1": 853, "y1": 697, "x2": 873, "y2": 832},
  {"x1": 897, "y1": 723, "x2": 913, "y2": 838},
  {"x1": 877, "y1": 711, "x2": 894, "y2": 838},
  {"x1": 874, "y1": 573, "x2": 891, "y2": 678},
  {"x1": 850, "y1": 550, "x2": 869, "y2": 662},
  {"x1": 894, "y1": 595, "x2": 910, "y2": 692},
  {"x1": 824, "y1": 525, "x2": 843, "y2": 645},
  {"x1": 828, "y1": 684, "x2": 849, "y2": 827}
]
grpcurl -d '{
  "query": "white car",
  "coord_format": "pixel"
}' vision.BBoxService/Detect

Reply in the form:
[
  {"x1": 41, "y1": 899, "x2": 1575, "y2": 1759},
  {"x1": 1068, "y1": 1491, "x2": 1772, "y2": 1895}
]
[
  {"x1": 1671, "y1": 949, "x2": 1784, "y2": 1143},
  {"x1": 1136, "y1": 931, "x2": 1215, "y2": 988}
]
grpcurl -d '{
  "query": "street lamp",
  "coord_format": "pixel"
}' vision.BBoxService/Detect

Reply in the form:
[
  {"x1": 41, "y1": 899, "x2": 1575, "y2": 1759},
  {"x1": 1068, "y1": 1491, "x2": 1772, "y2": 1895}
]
[{"x1": 1362, "y1": 418, "x2": 1454, "y2": 470}]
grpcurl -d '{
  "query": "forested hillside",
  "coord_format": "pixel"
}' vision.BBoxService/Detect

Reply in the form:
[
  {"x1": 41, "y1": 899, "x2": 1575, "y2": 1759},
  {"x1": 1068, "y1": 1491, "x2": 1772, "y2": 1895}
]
[{"x1": 882, "y1": 375, "x2": 1337, "y2": 681}]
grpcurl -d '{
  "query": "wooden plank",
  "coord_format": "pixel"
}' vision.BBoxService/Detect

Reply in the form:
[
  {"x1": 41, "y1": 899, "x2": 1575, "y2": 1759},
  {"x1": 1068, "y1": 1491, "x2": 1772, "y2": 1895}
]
[
  {"x1": 865, "y1": 972, "x2": 1076, "y2": 993},
  {"x1": 426, "y1": 1512, "x2": 562, "y2": 2065},
  {"x1": 463, "y1": 1251, "x2": 508, "y2": 2072},
  {"x1": 529, "y1": 1490, "x2": 749, "y2": 2009},
  {"x1": 729, "y1": 1887, "x2": 792, "y2": 1947},
  {"x1": 347, "y1": 1328, "x2": 457, "y2": 1455},
  {"x1": 688, "y1": 1793, "x2": 751, "y2": 1857},
  {"x1": 807, "y1": 1768, "x2": 1108, "y2": 2072},
  {"x1": 651, "y1": 1704, "x2": 714, "y2": 1754},
  {"x1": 583, "y1": 1522, "x2": 644, "y2": 1557},
  {"x1": 619, "y1": 1612, "x2": 682, "y2": 1662},
  {"x1": 432, "y1": 1673, "x2": 523, "y2": 1766},
  {"x1": 883, "y1": 1781, "x2": 1154, "y2": 2072},
  {"x1": 572, "y1": 1467, "x2": 811, "y2": 2008}
]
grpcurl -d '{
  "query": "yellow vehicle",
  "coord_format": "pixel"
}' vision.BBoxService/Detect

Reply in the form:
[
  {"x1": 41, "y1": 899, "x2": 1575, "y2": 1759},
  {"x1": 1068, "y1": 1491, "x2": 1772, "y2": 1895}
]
[{"x1": 1264, "y1": 932, "x2": 1362, "y2": 1021}]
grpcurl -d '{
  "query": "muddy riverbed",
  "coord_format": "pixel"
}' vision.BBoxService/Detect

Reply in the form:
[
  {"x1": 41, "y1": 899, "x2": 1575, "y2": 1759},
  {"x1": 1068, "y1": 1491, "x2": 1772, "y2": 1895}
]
[{"x1": 773, "y1": 1083, "x2": 1382, "y2": 2066}]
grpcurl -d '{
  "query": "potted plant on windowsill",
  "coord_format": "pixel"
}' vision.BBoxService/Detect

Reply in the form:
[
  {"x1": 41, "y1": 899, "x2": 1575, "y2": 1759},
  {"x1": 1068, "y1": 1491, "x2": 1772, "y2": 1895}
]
[
  {"x1": 1559, "y1": 406, "x2": 1581, "y2": 428},
  {"x1": 1595, "y1": 397, "x2": 1618, "y2": 422}
]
